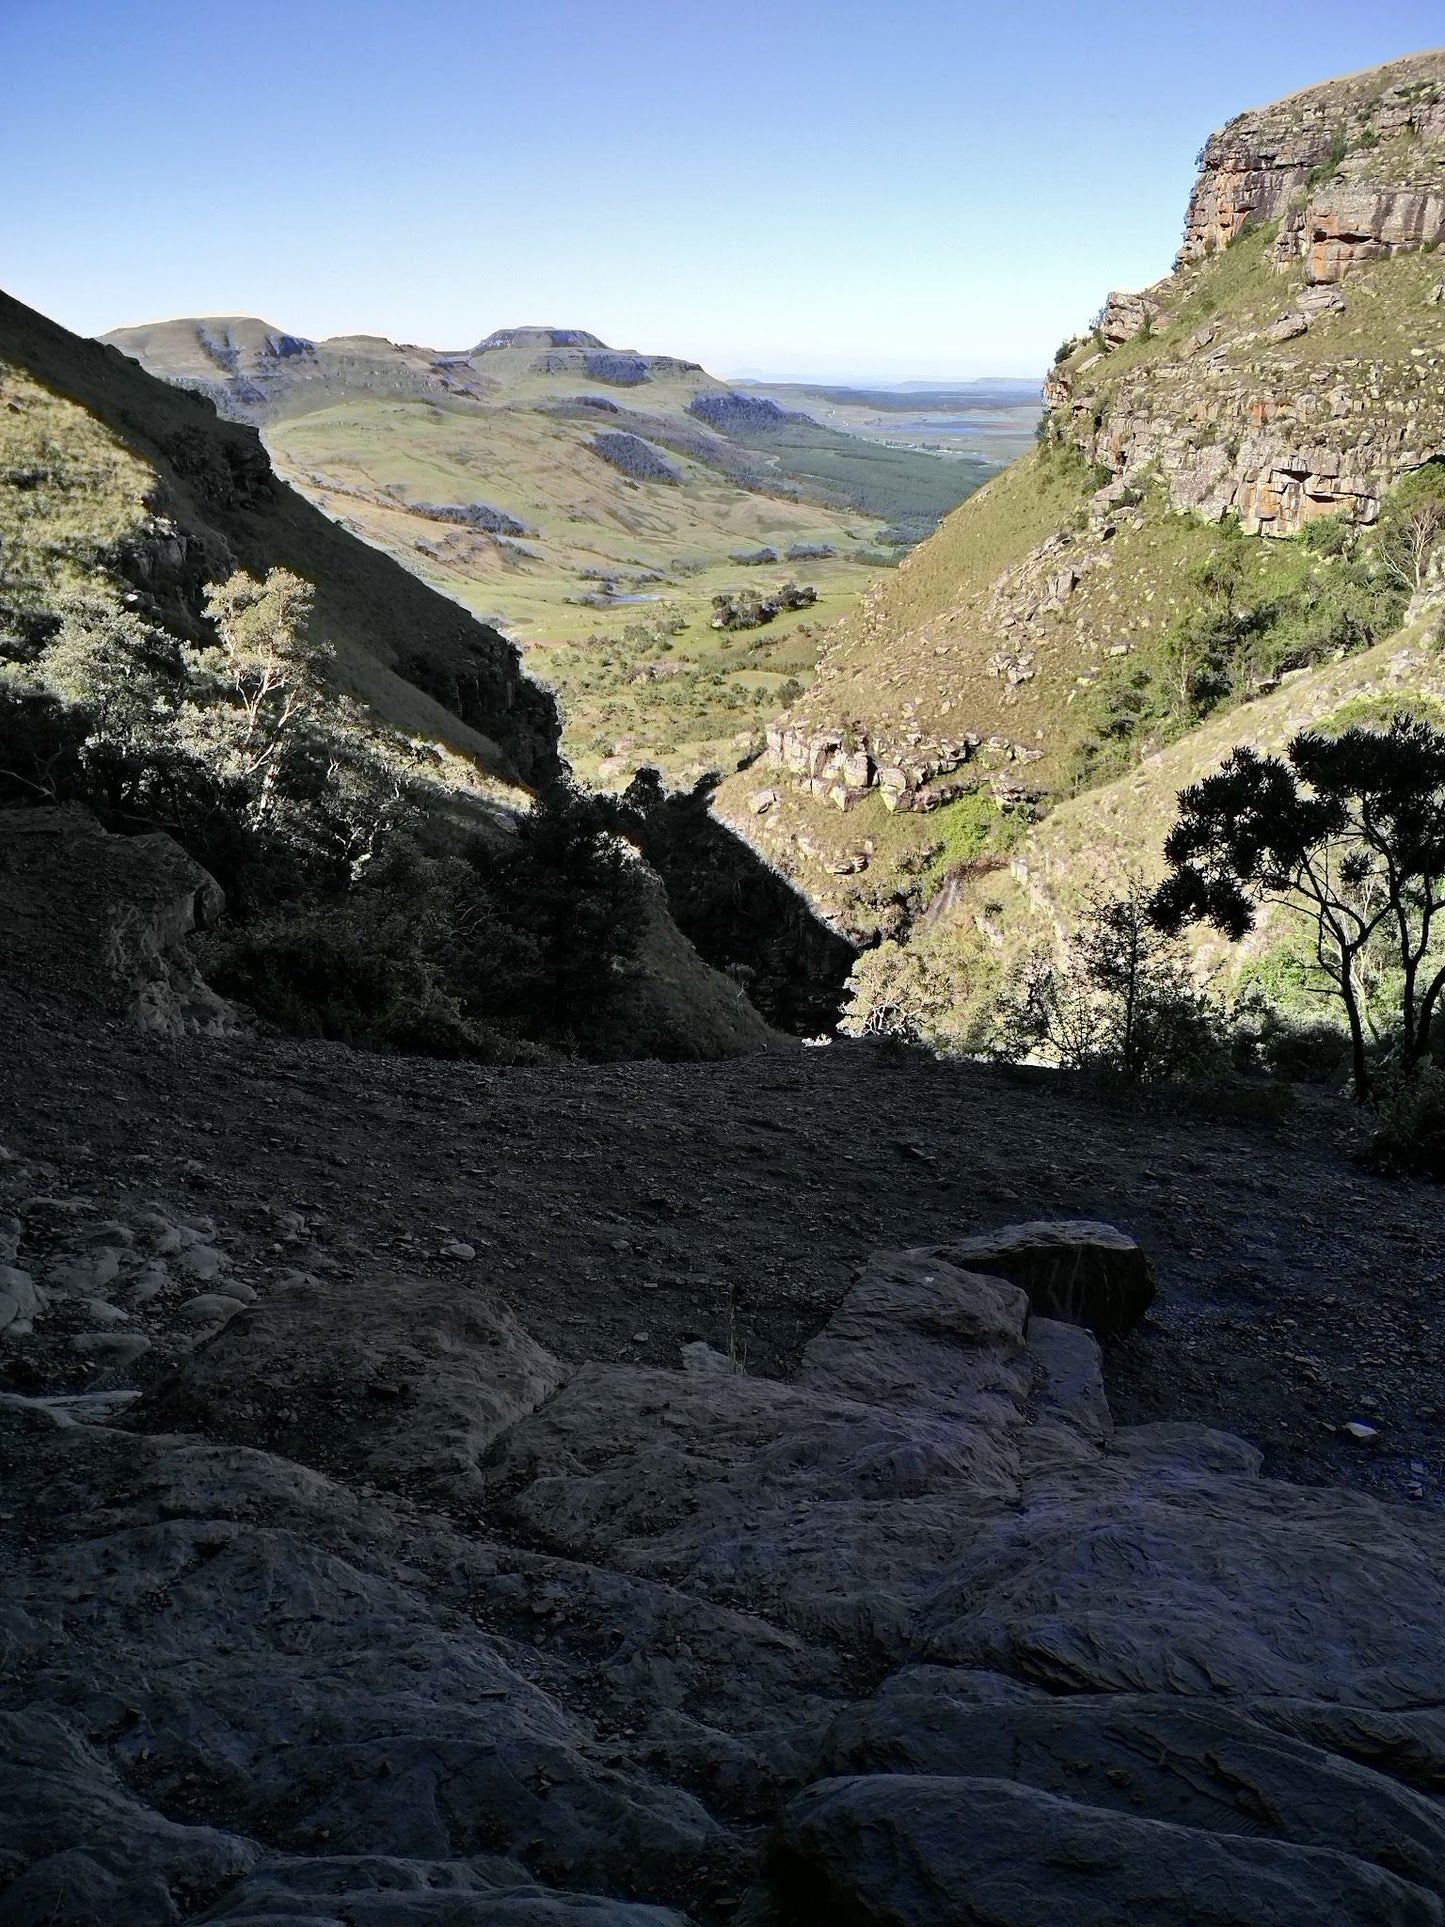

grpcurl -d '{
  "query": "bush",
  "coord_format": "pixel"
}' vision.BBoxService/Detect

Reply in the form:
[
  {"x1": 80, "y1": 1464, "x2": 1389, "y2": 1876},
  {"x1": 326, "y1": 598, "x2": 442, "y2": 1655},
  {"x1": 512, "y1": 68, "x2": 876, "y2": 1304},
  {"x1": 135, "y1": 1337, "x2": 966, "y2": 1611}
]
[
  {"x1": 992, "y1": 890, "x2": 1229, "y2": 1084},
  {"x1": 204, "y1": 874, "x2": 500, "y2": 1058},
  {"x1": 710, "y1": 583, "x2": 817, "y2": 631},
  {"x1": 1359, "y1": 1064, "x2": 1445, "y2": 1180},
  {"x1": 448, "y1": 784, "x2": 650, "y2": 1047},
  {"x1": 207, "y1": 787, "x2": 652, "y2": 1057}
]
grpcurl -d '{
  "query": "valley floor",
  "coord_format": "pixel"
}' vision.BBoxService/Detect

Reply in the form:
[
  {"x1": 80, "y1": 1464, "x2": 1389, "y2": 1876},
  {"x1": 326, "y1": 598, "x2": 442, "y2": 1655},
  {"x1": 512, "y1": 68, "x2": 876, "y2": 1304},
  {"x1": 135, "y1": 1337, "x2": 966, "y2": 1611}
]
[{"x1": 4, "y1": 990, "x2": 1439, "y2": 1514}]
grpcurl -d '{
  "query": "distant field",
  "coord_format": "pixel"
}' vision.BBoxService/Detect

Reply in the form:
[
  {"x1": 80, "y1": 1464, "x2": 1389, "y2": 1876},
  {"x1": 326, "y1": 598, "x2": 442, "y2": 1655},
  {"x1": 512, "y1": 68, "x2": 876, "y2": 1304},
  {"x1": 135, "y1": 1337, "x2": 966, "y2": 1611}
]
[
  {"x1": 736, "y1": 378, "x2": 1042, "y2": 466},
  {"x1": 265, "y1": 396, "x2": 889, "y2": 786}
]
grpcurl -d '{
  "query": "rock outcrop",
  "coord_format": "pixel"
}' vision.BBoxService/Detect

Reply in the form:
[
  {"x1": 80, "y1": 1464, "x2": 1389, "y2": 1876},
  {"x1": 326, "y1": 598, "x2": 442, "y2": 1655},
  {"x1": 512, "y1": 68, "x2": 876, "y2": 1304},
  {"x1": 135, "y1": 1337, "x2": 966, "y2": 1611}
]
[
  {"x1": 1047, "y1": 49, "x2": 1445, "y2": 538},
  {"x1": 1181, "y1": 51, "x2": 1445, "y2": 272},
  {"x1": 6, "y1": 1058, "x2": 1445, "y2": 1927},
  {"x1": 0, "y1": 809, "x2": 234, "y2": 1036}
]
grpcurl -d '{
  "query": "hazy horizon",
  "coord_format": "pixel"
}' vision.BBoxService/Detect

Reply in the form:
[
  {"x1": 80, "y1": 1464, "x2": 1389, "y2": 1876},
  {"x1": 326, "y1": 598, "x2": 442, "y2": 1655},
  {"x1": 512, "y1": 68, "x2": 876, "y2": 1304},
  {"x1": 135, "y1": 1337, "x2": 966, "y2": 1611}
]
[{"x1": 3, "y1": 1, "x2": 1442, "y2": 380}]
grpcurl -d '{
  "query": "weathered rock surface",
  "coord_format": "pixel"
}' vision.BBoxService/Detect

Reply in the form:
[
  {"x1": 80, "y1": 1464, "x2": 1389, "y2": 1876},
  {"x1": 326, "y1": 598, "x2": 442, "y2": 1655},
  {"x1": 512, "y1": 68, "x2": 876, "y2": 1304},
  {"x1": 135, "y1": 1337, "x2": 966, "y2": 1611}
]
[
  {"x1": 773, "y1": 1774, "x2": 1445, "y2": 1926},
  {"x1": 0, "y1": 808, "x2": 234, "y2": 1035},
  {"x1": 1046, "y1": 51, "x2": 1445, "y2": 538},
  {"x1": 6, "y1": 1212, "x2": 1445, "y2": 1923},
  {"x1": 137, "y1": 1266, "x2": 569, "y2": 1499},
  {"x1": 933, "y1": 1218, "x2": 1155, "y2": 1335}
]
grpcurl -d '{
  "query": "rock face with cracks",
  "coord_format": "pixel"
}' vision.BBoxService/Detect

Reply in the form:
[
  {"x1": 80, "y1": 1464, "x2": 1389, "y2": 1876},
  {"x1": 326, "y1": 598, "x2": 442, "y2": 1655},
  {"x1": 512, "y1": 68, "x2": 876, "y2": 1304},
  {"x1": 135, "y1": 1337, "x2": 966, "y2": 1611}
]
[
  {"x1": 0, "y1": 808, "x2": 235, "y2": 1037},
  {"x1": 5, "y1": 1213, "x2": 1445, "y2": 1925}
]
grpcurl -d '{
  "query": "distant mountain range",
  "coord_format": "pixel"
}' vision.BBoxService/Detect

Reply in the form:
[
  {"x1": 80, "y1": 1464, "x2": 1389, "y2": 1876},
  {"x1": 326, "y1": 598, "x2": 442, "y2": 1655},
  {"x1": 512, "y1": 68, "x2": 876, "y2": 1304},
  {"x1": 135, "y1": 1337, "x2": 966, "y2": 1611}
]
[{"x1": 103, "y1": 318, "x2": 1021, "y2": 783}]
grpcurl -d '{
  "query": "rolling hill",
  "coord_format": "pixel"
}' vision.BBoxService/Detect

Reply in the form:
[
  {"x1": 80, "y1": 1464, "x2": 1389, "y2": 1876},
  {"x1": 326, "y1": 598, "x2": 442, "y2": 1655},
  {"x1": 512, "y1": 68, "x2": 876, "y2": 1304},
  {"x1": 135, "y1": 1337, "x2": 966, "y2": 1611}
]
[{"x1": 103, "y1": 321, "x2": 1006, "y2": 785}]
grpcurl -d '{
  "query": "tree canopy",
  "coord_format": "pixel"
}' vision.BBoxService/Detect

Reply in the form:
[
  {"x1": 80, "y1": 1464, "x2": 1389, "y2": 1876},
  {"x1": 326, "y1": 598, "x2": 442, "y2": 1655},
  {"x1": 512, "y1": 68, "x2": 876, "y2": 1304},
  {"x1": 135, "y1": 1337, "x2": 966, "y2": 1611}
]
[{"x1": 1151, "y1": 715, "x2": 1445, "y2": 1097}]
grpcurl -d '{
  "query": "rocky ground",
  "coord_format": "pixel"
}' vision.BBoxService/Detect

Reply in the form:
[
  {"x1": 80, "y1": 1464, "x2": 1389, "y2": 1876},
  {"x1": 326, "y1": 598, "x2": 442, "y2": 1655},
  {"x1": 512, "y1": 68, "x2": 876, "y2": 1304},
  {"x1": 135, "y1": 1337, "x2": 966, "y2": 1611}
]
[
  {"x1": 3, "y1": 1000, "x2": 1440, "y2": 1511},
  {"x1": 6, "y1": 814, "x2": 1445, "y2": 1924}
]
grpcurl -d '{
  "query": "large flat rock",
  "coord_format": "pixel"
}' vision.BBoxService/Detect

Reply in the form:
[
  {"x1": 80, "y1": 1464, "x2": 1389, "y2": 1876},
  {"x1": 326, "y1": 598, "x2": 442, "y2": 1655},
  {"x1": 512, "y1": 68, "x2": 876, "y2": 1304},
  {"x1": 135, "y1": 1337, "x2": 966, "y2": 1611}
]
[{"x1": 6, "y1": 1219, "x2": 1445, "y2": 1922}]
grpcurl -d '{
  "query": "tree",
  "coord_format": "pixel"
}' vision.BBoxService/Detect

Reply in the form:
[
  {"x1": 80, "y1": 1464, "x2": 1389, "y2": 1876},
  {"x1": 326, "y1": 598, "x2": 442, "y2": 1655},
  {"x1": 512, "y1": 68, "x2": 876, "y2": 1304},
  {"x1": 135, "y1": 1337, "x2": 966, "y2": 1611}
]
[
  {"x1": 994, "y1": 886, "x2": 1223, "y2": 1082},
  {"x1": 451, "y1": 784, "x2": 648, "y2": 1044},
  {"x1": 1374, "y1": 464, "x2": 1445, "y2": 596},
  {"x1": 203, "y1": 569, "x2": 331, "y2": 820},
  {"x1": 1151, "y1": 716, "x2": 1445, "y2": 1098}
]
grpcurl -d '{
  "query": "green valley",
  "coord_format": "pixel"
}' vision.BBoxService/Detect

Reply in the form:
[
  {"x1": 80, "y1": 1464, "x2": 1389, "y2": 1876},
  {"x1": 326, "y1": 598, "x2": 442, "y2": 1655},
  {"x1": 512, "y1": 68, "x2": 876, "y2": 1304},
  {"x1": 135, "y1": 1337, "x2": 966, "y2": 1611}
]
[{"x1": 105, "y1": 320, "x2": 1008, "y2": 786}]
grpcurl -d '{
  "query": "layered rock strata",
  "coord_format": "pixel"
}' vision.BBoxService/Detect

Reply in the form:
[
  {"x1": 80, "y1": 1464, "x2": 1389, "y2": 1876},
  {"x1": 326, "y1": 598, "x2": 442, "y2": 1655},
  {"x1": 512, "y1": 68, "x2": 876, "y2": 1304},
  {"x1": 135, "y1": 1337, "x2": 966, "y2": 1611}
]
[
  {"x1": 1046, "y1": 50, "x2": 1445, "y2": 538},
  {"x1": 1181, "y1": 49, "x2": 1445, "y2": 268},
  {"x1": 9, "y1": 1181, "x2": 1445, "y2": 1923}
]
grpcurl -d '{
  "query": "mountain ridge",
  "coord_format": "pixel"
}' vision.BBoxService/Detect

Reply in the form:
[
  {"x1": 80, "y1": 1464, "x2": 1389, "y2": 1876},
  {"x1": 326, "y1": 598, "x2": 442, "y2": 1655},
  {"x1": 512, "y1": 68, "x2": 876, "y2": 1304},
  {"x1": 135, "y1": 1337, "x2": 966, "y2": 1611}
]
[
  {"x1": 106, "y1": 315, "x2": 1001, "y2": 786},
  {"x1": 712, "y1": 47, "x2": 1445, "y2": 1039}
]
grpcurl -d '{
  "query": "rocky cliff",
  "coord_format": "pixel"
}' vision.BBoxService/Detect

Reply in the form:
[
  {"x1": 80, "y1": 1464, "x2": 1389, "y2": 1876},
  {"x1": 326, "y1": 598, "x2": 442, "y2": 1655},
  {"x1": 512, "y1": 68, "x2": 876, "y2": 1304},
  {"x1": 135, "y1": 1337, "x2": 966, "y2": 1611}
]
[
  {"x1": 714, "y1": 50, "x2": 1445, "y2": 1030},
  {"x1": 1049, "y1": 48, "x2": 1445, "y2": 538},
  {"x1": 1180, "y1": 51, "x2": 1445, "y2": 272}
]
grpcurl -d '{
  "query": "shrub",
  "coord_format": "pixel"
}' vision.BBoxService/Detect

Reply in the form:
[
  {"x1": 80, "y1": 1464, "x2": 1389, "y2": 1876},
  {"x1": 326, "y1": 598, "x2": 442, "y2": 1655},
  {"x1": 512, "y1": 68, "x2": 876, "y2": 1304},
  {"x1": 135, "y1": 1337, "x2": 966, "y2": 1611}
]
[
  {"x1": 449, "y1": 784, "x2": 650, "y2": 1047},
  {"x1": 1229, "y1": 987, "x2": 1353, "y2": 1083},
  {"x1": 992, "y1": 889, "x2": 1228, "y2": 1084},
  {"x1": 1359, "y1": 1064, "x2": 1445, "y2": 1180},
  {"x1": 203, "y1": 847, "x2": 501, "y2": 1057},
  {"x1": 1300, "y1": 514, "x2": 1350, "y2": 556}
]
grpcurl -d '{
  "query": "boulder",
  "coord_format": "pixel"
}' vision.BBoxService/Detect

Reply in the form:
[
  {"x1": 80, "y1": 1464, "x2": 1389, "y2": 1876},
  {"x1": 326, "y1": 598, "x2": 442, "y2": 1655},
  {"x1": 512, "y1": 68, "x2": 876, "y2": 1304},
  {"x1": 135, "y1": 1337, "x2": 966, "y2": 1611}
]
[
  {"x1": 0, "y1": 808, "x2": 234, "y2": 1036},
  {"x1": 932, "y1": 1219, "x2": 1154, "y2": 1335},
  {"x1": 193, "y1": 1855, "x2": 692, "y2": 1923},
  {"x1": 774, "y1": 1774, "x2": 1444, "y2": 1926},
  {"x1": 814, "y1": 1688, "x2": 1445, "y2": 1891},
  {"x1": 136, "y1": 1267, "x2": 568, "y2": 1499},
  {"x1": 0, "y1": 1264, "x2": 42, "y2": 1337}
]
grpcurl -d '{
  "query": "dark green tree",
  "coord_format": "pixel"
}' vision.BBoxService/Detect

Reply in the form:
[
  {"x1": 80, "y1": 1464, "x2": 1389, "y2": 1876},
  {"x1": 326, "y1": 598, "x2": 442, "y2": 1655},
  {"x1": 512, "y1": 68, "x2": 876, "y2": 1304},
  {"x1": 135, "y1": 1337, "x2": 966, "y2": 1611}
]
[
  {"x1": 994, "y1": 885, "x2": 1223, "y2": 1083},
  {"x1": 1151, "y1": 716, "x2": 1445, "y2": 1098}
]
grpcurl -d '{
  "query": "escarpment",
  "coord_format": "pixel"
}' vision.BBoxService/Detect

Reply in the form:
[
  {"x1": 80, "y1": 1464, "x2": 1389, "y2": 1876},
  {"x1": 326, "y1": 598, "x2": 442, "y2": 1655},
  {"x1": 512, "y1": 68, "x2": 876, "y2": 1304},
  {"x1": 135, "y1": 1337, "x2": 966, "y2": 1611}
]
[
  {"x1": 1049, "y1": 48, "x2": 1445, "y2": 540},
  {"x1": 1180, "y1": 50, "x2": 1445, "y2": 274},
  {"x1": 715, "y1": 50, "x2": 1445, "y2": 965}
]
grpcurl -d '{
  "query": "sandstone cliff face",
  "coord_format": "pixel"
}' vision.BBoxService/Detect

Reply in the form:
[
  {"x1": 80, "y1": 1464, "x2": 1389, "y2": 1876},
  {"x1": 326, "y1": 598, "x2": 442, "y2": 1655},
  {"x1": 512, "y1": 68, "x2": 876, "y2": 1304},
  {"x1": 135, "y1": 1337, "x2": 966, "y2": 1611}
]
[
  {"x1": 1180, "y1": 51, "x2": 1445, "y2": 266},
  {"x1": 1048, "y1": 49, "x2": 1445, "y2": 539}
]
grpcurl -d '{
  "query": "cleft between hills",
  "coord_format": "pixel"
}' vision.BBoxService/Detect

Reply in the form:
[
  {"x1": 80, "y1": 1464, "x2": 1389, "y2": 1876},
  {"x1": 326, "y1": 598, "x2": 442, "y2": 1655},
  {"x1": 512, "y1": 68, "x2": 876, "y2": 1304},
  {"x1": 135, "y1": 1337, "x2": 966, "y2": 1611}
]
[{"x1": 0, "y1": 290, "x2": 857, "y2": 1062}]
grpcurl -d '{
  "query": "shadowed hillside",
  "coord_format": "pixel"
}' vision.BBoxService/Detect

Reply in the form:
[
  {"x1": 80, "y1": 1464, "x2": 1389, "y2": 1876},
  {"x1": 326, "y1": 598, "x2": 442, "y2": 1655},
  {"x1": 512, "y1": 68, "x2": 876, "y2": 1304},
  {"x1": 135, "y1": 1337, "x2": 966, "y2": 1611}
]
[{"x1": 0, "y1": 286, "x2": 856, "y2": 1060}]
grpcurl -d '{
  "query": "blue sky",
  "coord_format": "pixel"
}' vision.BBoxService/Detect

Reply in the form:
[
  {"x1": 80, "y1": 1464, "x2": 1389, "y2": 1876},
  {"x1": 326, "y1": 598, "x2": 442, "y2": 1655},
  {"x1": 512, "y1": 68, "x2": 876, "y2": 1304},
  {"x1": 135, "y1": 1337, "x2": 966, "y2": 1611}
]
[{"x1": 1, "y1": 0, "x2": 1440, "y2": 380}]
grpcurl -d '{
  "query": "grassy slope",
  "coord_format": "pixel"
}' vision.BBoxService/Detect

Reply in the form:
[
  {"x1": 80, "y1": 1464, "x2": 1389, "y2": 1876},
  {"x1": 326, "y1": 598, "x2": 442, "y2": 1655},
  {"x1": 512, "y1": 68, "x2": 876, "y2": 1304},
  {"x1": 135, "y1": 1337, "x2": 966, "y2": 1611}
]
[
  {"x1": 866, "y1": 612, "x2": 1445, "y2": 1040},
  {"x1": 108, "y1": 319, "x2": 998, "y2": 788},
  {"x1": 266, "y1": 393, "x2": 884, "y2": 784},
  {"x1": 1068, "y1": 222, "x2": 1445, "y2": 444},
  {"x1": 1, "y1": 291, "x2": 559, "y2": 790}
]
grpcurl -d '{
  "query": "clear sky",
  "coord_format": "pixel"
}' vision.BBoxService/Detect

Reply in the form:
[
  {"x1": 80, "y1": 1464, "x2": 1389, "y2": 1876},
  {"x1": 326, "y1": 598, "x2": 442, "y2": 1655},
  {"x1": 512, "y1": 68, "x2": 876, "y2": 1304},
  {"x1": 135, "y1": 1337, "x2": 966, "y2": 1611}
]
[{"x1": 1, "y1": 0, "x2": 1440, "y2": 381}]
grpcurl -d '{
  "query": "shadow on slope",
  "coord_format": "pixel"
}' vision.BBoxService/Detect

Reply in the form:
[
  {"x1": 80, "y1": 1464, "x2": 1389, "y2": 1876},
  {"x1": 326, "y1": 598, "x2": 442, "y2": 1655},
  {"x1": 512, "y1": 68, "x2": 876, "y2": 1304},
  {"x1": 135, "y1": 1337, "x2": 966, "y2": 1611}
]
[{"x1": 2, "y1": 288, "x2": 560, "y2": 787}]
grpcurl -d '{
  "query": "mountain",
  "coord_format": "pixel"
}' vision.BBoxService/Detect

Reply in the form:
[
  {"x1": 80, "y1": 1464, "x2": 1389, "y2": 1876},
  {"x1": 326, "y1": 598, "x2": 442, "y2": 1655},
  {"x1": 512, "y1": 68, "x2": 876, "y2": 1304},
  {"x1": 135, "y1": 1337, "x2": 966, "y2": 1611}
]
[
  {"x1": 102, "y1": 318, "x2": 1001, "y2": 785},
  {"x1": 9, "y1": 54, "x2": 1445, "y2": 1927},
  {"x1": 0, "y1": 283, "x2": 844, "y2": 1059},
  {"x1": 715, "y1": 47, "x2": 1445, "y2": 1039}
]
